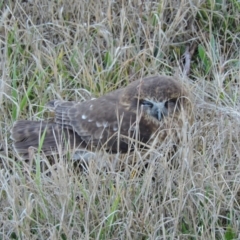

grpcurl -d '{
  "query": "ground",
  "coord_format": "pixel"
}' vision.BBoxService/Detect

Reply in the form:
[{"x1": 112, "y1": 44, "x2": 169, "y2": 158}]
[{"x1": 0, "y1": 0, "x2": 240, "y2": 239}]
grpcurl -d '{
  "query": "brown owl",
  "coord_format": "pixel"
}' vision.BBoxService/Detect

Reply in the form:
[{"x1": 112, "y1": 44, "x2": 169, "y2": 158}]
[{"x1": 11, "y1": 76, "x2": 193, "y2": 159}]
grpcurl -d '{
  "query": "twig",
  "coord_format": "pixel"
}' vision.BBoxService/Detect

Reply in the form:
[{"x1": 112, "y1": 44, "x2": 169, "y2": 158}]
[{"x1": 181, "y1": 43, "x2": 197, "y2": 76}]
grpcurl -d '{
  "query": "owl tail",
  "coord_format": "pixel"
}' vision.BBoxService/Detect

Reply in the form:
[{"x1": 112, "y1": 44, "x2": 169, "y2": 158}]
[{"x1": 11, "y1": 120, "x2": 84, "y2": 159}]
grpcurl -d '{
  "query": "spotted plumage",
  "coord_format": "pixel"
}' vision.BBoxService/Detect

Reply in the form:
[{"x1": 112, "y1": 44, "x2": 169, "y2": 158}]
[{"x1": 11, "y1": 75, "x2": 193, "y2": 159}]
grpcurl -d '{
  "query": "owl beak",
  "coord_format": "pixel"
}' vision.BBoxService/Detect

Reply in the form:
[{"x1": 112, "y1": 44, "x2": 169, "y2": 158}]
[
  {"x1": 154, "y1": 102, "x2": 165, "y2": 121},
  {"x1": 157, "y1": 109, "x2": 163, "y2": 121}
]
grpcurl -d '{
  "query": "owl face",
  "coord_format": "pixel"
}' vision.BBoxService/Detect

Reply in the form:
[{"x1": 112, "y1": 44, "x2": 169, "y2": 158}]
[
  {"x1": 121, "y1": 76, "x2": 191, "y2": 123},
  {"x1": 138, "y1": 98, "x2": 181, "y2": 121}
]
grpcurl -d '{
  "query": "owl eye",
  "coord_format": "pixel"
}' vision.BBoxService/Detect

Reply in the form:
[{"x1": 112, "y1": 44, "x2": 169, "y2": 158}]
[
  {"x1": 164, "y1": 98, "x2": 177, "y2": 109},
  {"x1": 140, "y1": 100, "x2": 154, "y2": 108}
]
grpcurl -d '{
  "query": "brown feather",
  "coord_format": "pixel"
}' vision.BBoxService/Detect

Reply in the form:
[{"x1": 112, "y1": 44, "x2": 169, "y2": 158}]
[
  {"x1": 11, "y1": 120, "x2": 85, "y2": 159},
  {"x1": 11, "y1": 75, "x2": 193, "y2": 159}
]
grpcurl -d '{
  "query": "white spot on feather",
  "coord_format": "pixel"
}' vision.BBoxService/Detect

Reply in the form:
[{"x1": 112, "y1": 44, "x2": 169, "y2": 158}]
[
  {"x1": 90, "y1": 105, "x2": 93, "y2": 110},
  {"x1": 88, "y1": 119, "x2": 93, "y2": 122},
  {"x1": 96, "y1": 122, "x2": 102, "y2": 127},
  {"x1": 113, "y1": 126, "x2": 118, "y2": 131},
  {"x1": 82, "y1": 114, "x2": 87, "y2": 119},
  {"x1": 102, "y1": 121, "x2": 109, "y2": 128},
  {"x1": 130, "y1": 126, "x2": 136, "y2": 132}
]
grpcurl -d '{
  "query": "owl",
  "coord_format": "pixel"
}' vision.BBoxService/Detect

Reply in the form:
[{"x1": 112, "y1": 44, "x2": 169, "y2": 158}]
[{"x1": 11, "y1": 76, "x2": 193, "y2": 159}]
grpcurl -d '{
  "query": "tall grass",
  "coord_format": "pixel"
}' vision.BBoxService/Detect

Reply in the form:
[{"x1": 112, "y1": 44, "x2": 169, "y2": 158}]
[{"x1": 0, "y1": 0, "x2": 240, "y2": 239}]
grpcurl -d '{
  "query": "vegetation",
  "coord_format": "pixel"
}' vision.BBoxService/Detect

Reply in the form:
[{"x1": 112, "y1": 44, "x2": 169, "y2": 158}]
[{"x1": 0, "y1": 0, "x2": 240, "y2": 239}]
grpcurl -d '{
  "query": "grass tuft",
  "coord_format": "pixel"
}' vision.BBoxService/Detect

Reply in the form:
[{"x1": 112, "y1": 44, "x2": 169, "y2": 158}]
[{"x1": 0, "y1": 0, "x2": 240, "y2": 238}]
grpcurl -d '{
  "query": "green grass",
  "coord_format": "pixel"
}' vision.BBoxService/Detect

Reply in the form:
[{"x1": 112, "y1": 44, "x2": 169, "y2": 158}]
[{"x1": 1, "y1": 0, "x2": 240, "y2": 239}]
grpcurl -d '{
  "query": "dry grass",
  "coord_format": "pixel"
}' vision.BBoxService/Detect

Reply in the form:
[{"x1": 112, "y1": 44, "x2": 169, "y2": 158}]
[{"x1": 1, "y1": 0, "x2": 240, "y2": 239}]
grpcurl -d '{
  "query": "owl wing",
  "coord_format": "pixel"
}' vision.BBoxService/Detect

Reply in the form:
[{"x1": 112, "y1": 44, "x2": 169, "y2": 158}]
[{"x1": 48, "y1": 89, "x2": 137, "y2": 152}]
